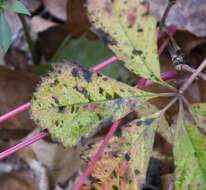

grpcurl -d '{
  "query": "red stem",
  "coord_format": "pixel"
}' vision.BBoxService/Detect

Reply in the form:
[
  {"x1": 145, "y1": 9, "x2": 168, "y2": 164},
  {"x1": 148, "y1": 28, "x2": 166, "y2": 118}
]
[
  {"x1": 74, "y1": 120, "x2": 121, "y2": 190},
  {"x1": 0, "y1": 102, "x2": 31, "y2": 123},
  {"x1": 0, "y1": 132, "x2": 48, "y2": 160}
]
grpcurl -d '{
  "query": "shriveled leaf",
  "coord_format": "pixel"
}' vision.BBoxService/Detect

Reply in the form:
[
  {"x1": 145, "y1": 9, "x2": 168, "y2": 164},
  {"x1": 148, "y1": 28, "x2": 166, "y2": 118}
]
[
  {"x1": 31, "y1": 63, "x2": 156, "y2": 147},
  {"x1": 82, "y1": 115, "x2": 164, "y2": 189},
  {"x1": 0, "y1": 12, "x2": 12, "y2": 51},
  {"x1": 87, "y1": 0, "x2": 161, "y2": 82},
  {"x1": 174, "y1": 104, "x2": 206, "y2": 190}
]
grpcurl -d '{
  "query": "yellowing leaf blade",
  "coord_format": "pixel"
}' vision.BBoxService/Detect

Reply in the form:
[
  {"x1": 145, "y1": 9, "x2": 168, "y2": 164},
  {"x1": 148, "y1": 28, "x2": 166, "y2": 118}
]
[{"x1": 87, "y1": 0, "x2": 161, "y2": 82}]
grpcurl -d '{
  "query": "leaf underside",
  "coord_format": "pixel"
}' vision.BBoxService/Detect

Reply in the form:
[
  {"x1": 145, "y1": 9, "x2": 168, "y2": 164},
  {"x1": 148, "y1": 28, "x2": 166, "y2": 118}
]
[
  {"x1": 87, "y1": 0, "x2": 161, "y2": 82},
  {"x1": 31, "y1": 63, "x2": 156, "y2": 147},
  {"x1": 174, "y1": 104, "x2": 206, "y2": 190}
]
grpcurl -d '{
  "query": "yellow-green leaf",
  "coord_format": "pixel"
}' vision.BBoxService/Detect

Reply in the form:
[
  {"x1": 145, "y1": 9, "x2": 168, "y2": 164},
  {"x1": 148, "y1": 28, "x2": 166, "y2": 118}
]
[
  {"x1": 31, "y1": 63, "x2": 156, "y2": 147},
  {"x1": 174, "y1": 104, "x2": 206, "y2": 190},
  {"x1": 87, "y1": 0, "x2": 161, "y2": 82}
]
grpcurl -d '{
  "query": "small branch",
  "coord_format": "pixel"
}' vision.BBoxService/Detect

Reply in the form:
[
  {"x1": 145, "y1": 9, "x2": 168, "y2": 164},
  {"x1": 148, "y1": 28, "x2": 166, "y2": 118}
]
[
  {"x1": 176, "y1": 64, "x2": 206, "y2": 81},
  {"x1": 160, "y1": 96, "x2": 178, "y2": 116},
  {"x1": 73, "y1": 120, "x2": 121, "y2": 190},
  {"x1": 0, "y1": 132, "x2": 48, "y2": 160},
  {"x1": 179, "y1": 59, "x2": 206, "y2": 94},
  {"x1": 159, "y1": 0, "x2": 176, "y2": 29},
  {"x1": 91, "y1": 56, "x2": 118, "y2": 72},
  {"x1": 0, "y1": 102, "x2": 31, "y2": 123},
  {"x1": 18, "y1": 15, "x2": 38, "y2": 65}
]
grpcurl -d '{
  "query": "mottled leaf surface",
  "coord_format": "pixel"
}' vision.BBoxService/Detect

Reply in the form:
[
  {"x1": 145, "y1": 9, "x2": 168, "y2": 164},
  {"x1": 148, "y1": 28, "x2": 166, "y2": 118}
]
[
  {"x1": 31, "y1": 63, "x2": 156, "y2": 147},
  {"x1": 174, "y1": 105, "x2": 206, "y2": 190},
  {"x1": 87, "y1": 0, "x2": 161, "y2": 82},
  {"x1": 82, "y1": 115, "x2": 163, "y2": 189}
]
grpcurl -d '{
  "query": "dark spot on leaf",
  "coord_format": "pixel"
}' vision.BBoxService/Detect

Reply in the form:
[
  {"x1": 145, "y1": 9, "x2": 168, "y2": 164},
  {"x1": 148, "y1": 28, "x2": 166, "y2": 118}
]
[
  {"x1": 52, "y1": 96, "x2": 60, "y2": 105},
  {"x1": 112, "y1": 170, "x2": 117, "y2": 178},
  {"x1": 132, "y1": 49, "x2": 143, "y2": 56},
  {"x1": 124, "y1": 153, "x2": 131, "y2": 161},
  {"x1": 105, "y1": 92, "x2": 112, "y2": 99},
  {"x1": 102, "y1": 77, "x2": 108, "y2": 81},
  {"x1": 55, "y1": 120, "x2": 59, "y2": 126},
  {"x1": 135, "y1": 169, "x2": 140, "y2": 175},
  {"x1": 71, "y1": 105, "x2": 75, "y2": 113},
  {"x1": 99, "y1": 87, "x2": 104, "y2": 94},
  {"x1": 74, "y1": 86, "x2": 89, "y2": 97},
  {"x1": 115, "y1": 129, "x2": 122, "y2": 137},
  {"x1": 71, "y1": 67, "x2": 80, "y2": 78},
  {"x1": 111, "y1": 151, "x2": 118, "y2": 158},
  {"x1": 137, "y1": 27, "x2": 143, "y2": 32},
  {"x1": 82, "y1": 68, "x2": 93, "y2": 82},
  {"x1": 144, "y1": 118, "x2": 155, "y2": 125},
  {"x1": 113, "y1": 92, "x2": 121, "y2": 99},
  {"x1": 58, "y1": 106, "x2": 66, "y2": 113},
  {"x1": 97, "y1": 73, "x2": 103, "y2": 77}
]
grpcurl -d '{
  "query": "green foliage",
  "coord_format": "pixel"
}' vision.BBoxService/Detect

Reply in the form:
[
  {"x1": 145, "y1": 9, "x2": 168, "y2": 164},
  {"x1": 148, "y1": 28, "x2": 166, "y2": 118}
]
[
  {"x1": 0, "y1": 12, "x2": 11, "y2": 51},
  {"x1": 10, "y1": 0, "x2": 31, "y2": 15},
  {"x1": 35, "y1": 35, "x2": 135, "y2": 83},
  {"x1": 174, "y1": 104, "x2": 206, "y2": 189},
  {"x1": 0, "y1": 0, "x2": 30, "y2": 51}
]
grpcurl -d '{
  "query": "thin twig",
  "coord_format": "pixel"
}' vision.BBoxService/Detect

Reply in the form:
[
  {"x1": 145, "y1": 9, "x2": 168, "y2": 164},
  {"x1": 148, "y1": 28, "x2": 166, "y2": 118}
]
[
  {"x1": 179, "y1": 59, "x2": 206, "y2": 94},
  {"x1": 176, "y1": 64, "x2": 206, "y2": 81},
  {"x1": 74, "y1": 121, "x2": 121, "y2": 190},
  {"x1": 0, "y1": 132, "x2": 48, "y2": 160},
  {"x1": 18, "y1": 15, "x2": 38, "y2": 65},
  {"x1": 0, "y1": 102, "x2": 31, "y2": 123},
  {"x1": 159, "y1": 0, "x2": 176, "y2": 29}
]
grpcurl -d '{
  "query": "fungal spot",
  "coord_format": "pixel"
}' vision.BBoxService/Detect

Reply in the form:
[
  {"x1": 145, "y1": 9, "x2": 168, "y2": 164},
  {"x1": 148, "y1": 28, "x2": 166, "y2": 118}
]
[
  {"x1": 58, "y1": 106, "x2": 66, "y2": 113},
  {"x1": 97, "y1": 73, "x2": 103, "y2": 77},
  {"x1": 50, "y1": 79, "x2": 59, "y2": 87},
  {"x1": 74, "y1": 86, "x2": 89, "y2": 97},
  {"x1": 82, "y1": 68, "x2": 93, "y2": 83},
  {"x1": 137, "y1": 27, "x2": 143, "y2": 32},
  {"x1": 71, "y1": 105, "x2": 75, "y2": 113},
  {"x1": 105, "y1": 92, "x2": 112, "y2": 99},
  {"x1": 102, "y1": 77, "x2": 108, "y2": 81},
  {"x1": 52, "y1": 96, "x2": 60, "y2": 105},
  {"x1": 71, "y1": 67, "x2": 80, "y2": 78},
  {"x1": 55, "y1": 120, "x2": 59, "y2": 126},
  {"x1": 99, "y1": 87, "x2": 104, "y2": 94},
  {"x1": 124, "y1": 153, "x2": 131, "y2": 161},
  {"x1": 135, "y1": 169, "x2": 140, "y2": 175},
  {"x1": 132, "y1": 49, "x2": 143, "y2": 56}
]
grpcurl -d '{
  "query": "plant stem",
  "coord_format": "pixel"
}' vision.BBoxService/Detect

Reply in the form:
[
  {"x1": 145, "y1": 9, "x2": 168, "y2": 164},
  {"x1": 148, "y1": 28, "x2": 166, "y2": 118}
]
[
  {"x1": 0, "y1": 132, "x2": 48, "y2": 160},
  {"x1": 159, "y1": 0, "x2": 176, "y2": 29},
  {"x1": 0, "y1": 102, "x2": 31, "y2": 123},
  {"x1": 179, "y1": 59, "x2": 206, "y2": 94},
  {"x1": 18, "y1": 15, "x2": 37, "y2": 65},
  {"x1": 74, "y1": 120, "x2": 121, "y2": 190},
  {"x1": 176, "y1": 64, "x2": 206, "y2": 81}
]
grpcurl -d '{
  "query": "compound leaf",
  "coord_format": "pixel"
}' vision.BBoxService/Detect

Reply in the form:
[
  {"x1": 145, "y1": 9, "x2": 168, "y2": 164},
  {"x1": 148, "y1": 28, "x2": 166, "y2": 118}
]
[
  {"x1": 87, "y1": 0, "x2": 161, "y2": 82},
  {"x1": 31, "y1": 63, "x2": 157, "y2": 147}
]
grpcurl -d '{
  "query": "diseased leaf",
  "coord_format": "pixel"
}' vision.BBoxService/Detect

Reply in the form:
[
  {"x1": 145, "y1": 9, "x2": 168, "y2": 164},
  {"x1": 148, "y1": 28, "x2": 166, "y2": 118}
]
[
  {"x1": 82, "y1": 115, "x2": 164, "y2": 189},
  {"x1": 31, "y1": 63, "x2": 156, "y2": 147},
  {"x1": 174, "y1": 104, "x2": 206, "y2": 190},
  {"x1": 0, "y1": 12, "x2": 12, "y2": 51},
  {"x1": 87, "y1": 0, "x2": 161, "y2": 82}
]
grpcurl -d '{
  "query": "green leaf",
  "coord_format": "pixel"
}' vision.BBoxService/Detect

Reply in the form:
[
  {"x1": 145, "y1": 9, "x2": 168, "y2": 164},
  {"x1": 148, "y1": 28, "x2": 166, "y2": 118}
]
[
  {"x1": 10, "y1": 0, "x2": 30, "y2": 15},
  {"x1": 87, "y1": 0, "x2": 161, "y2": 82},
  {"x1": 82, "y1": 115, "x2": 163, "y2": 189},
  {"x1": 31, "y1": 63, "x2": 157, "y2": 147},
  {"x1": 0, "y1": 12, "x2": 11, "y2": 51},
  {"x1": 174, "y1": 104, "x2": 206, "y2": 190}
]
